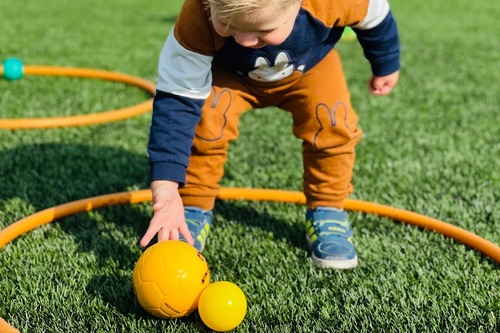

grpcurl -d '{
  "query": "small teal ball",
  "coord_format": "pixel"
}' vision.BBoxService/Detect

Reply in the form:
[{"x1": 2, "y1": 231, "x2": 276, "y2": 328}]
[{"x1": 2, "y1": 58, "x2": 24, "y2": 81}]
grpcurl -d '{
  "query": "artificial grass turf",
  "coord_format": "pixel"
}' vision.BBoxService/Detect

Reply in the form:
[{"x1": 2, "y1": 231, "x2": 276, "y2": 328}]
[{"x1": 1, "y1": 0, "x2": 499, "y2": 332}]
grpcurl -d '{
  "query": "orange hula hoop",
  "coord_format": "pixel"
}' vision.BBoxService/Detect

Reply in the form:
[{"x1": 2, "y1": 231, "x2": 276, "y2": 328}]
[
  {"x1": 0, "y1": 65, "x2": 156, "y2": 129},
  {"x1": 0, "y1": 188, "x2": 498, "y2": 259}
]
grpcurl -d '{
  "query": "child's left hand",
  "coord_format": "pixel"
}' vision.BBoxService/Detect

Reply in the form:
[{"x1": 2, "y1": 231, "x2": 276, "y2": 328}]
[{"x1": 368, "y1": 71, "x2": 399, "y2": 95}]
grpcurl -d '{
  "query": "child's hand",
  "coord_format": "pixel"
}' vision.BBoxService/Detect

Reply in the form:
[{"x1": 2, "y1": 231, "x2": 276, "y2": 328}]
[
  {"x1": 368, "y1": 71, "x2": 400, "y2": 95},
  {"x1": 139, "y1": 180, "x2": 194, "y2": 247}
]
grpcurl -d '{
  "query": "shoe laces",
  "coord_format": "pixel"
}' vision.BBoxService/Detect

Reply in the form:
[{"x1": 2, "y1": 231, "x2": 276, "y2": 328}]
[{"x1": 307, "y1": 208, "x2": 352, "y2": 239}]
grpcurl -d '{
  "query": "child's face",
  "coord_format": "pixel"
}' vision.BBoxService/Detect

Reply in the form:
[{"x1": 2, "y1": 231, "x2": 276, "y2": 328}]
[{"x1": 210, "y1": 2, "x2": 301, "y2": 49}]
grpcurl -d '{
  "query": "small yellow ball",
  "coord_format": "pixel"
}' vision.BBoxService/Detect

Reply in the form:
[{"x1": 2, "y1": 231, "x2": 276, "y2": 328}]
[{"x1": 198, "y1": 281, "x2": 247, "y2": 332}]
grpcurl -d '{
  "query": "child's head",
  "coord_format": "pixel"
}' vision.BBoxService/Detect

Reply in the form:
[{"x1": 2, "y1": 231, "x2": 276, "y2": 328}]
[{"x1": 205, "y1": 0, "x2": 302, "y2": 48}]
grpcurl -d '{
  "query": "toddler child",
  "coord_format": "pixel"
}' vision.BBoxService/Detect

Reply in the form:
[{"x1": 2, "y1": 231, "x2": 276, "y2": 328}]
[{"x1": 141, "y1": 0, "x2": 401, "y2": 269}]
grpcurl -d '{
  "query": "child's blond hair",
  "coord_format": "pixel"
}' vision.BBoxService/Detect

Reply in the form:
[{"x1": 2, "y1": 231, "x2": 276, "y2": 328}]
[{"x1": 204, "y1": 0, "x2": 300, "y2": 21}]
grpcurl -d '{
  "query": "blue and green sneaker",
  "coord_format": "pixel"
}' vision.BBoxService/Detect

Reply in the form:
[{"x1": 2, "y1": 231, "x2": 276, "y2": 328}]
[
  {"x1": 305, "y1": 207, "x2": 358, "y2": 269},
  {"x1": 181, "y1": 206, "x2": 212, "y2": 252}
]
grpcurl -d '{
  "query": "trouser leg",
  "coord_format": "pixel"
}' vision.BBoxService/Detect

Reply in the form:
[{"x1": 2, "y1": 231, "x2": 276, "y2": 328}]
[
  {"x1": 279, "y1": 49, "x2": 362, "y2": 209},
  {"x1": 180, "y1": 67, "x2": 254, "y2": 210}
]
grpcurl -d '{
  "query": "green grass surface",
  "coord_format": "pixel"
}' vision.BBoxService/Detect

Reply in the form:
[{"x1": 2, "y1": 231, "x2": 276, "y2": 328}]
[{"x1": 1, "y1": 0, "x2": 499, "y2": 332}]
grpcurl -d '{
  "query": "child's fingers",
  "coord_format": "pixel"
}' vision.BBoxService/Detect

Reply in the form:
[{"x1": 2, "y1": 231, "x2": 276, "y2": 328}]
[
  {"x1": 179, "y1": 223, "x2": 194, "y2": 245},
  {"x1": 139, "y1": 227, "x2": 157, "y2": 247}
]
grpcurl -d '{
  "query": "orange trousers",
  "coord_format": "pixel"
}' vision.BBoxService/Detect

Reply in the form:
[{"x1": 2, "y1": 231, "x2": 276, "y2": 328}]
[{"x1": 179, "y1": 49, "x2": 362, "y2": 210}]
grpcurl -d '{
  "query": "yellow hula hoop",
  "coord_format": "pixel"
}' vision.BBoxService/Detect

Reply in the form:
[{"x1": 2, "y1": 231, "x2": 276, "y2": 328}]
[
  {"x1": 0, "y1": 188, "x2": 499, "y2": 332},
  {"x1": 0, "y1": 65, "x2": 156, "y2": 129}
]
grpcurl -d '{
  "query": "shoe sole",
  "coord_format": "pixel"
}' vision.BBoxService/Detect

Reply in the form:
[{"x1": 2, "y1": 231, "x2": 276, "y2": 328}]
[{"x1": 311, "y1": 252, "x2": 358, "y2": 269}]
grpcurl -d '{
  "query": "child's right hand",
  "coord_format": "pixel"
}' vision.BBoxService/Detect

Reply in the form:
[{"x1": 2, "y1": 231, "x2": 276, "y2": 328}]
[{"x1": 139, "y1": 180, "x2": 194, "y2": 247}]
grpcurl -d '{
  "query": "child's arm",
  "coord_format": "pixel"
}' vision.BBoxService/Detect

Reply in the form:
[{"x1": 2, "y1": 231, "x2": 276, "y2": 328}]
[
  {"x1": 353, "y1": 5, "x2": 401, "y2": 95},
  {"x1": 142, "y1": 0, "x2": 219, "y2": 247},
  {"x1": 143, "y1": 91, "x2": 204, "y2": 247}
]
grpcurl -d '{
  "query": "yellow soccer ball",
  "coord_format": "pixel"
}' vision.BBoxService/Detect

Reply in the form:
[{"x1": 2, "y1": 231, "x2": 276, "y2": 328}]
[{"x1": 132, "y1": 240, "x2": 210, "y2": 319}]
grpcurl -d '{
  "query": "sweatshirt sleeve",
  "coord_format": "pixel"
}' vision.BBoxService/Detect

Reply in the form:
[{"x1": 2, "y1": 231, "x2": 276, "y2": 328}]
[
  {"x1": 353, "y1": 9, "x2": 401, "y2": 76},
  {"x1": 148, "y1": 90, "x2": 204, "y2": 186},
  {"x1": 148, "y1": 0, "x2": 218, "y2": 186}
]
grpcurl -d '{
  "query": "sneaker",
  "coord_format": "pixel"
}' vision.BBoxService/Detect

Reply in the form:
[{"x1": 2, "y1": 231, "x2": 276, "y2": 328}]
[
  {"x1": 305, "y1": 207, "x2": 358, "y2": 269},
  {"x1": 181, "y1": 206, "x2": 213, "y2": 252}
]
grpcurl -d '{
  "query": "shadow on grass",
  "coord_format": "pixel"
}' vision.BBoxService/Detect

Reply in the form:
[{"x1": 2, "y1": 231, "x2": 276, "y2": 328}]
[
  {"x1": 215, "y1": 201, "x2": 305, "y2": 250},
  {"x1": 0, "y1": 142, "x2": 149, "y2": 207},
  {"x1": 0, "y1": 142, "x2": 152, "y2": 314}
]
